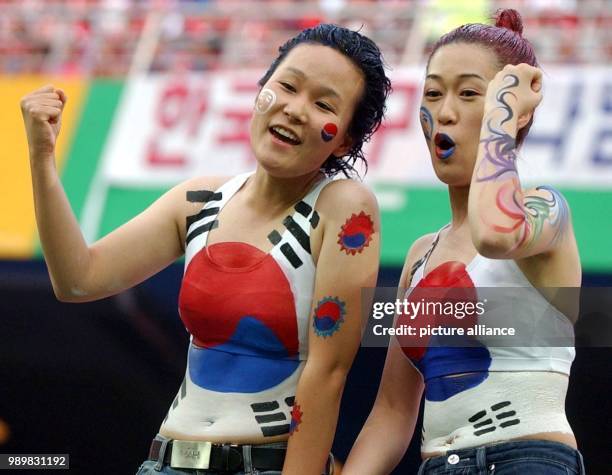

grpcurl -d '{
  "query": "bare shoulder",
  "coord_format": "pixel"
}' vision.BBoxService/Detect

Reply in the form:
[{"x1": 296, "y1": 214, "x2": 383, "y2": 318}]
[
  {"x1": 161, "y1": 175, "x2": 233, "y2": 248},
  {"x1": 399, "y1": 233, "x2": 437, "y2": 288},
  {"x1": 173, "y1": 175, "x2": 231, "y2": 214},
  {"x1": 316, "y1": 178, "x2": 379, "y2": 218},
  {"x1": 407, "y1": 233, "x2": 437, "y2": 262}
]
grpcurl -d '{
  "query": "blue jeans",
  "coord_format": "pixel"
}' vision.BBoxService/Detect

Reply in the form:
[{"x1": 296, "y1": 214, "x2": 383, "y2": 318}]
[
  {"x1": 136, "y1": 436, "x2": 331, "y2": 474},
  {"x1": 417, "y1": 440, "x2": 585, "y2": 474}
]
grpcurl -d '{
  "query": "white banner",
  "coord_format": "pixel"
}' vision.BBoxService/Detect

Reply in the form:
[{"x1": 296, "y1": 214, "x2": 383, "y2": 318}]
[{"x1": 102, "y1": 67, "x2": 612, "y2": 188}]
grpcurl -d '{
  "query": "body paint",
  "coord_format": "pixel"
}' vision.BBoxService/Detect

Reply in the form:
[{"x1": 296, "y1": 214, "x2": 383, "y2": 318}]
[
  {"x1": 321, "y1": 123, "x2": 337, "y2": 142},
  {"x1": 476, "y1": 74, "x2": 520, "y2": 183},
  {"x1": 419, "y1": 106, "x2": 433, "y2": 143},
  {"x1": 337, "y1": 211, "x2": 374, "y2": 255},
  {"x1": 493, "y1": 184, "x2": 569, "y2": 249},
  {"x1": 475, "y1": 74, "x2": 569, "y2": 249},
  {"x1": 313, "y1": 296, "x2": 346, "y2": 338},
  {"x1": 185, "y1": 190, "x2": 222, "y2": 242},
  {"x1": 434, "y1": 133, "x2": 456, "y2": 160},
  {"x1": 289, "y1": 403, "x2": 302, "y2": 435},
  {"x1": 255, "y1": 88, "x2": 276, "y2": 114}
]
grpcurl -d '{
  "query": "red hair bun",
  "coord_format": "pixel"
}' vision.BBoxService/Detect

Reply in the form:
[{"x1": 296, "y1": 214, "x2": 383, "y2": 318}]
[{"x1": 495, "y1": 8, "x2": 524, "y2": 36}]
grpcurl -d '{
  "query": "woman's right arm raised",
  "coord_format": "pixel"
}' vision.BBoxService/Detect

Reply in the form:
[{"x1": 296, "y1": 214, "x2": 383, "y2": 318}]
[{"x1": 21, "y1": 85, "x2": 204, "y2": 302}]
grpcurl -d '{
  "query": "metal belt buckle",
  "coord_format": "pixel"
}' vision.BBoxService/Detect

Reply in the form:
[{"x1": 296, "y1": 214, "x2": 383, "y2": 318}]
[{"x1": 170, "y1": 440, "x2": 212, "y2": 469}]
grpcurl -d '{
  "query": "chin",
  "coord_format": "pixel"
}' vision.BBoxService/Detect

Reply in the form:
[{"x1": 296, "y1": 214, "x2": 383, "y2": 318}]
[{"x1": 431, "y1": 161, "x2": 472, "y2": 187}]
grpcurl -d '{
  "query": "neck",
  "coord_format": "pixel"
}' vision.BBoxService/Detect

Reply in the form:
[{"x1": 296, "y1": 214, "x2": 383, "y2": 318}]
[
  {"x1": 246, "y1": 166, "x2": 323, "y2": 215},
  {"x1": 448, "y1": 184, "x2": 470, "y2": 229}
]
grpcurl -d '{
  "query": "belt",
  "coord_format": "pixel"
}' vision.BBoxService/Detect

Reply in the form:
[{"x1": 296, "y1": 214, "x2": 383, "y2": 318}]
[{"x1": 149, "y1": 438, "x2": 286, "y2": 471}]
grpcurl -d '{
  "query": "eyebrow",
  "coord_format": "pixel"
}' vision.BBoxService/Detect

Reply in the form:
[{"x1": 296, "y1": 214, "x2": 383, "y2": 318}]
[
  {"x1": 426, "y1": 73, "x2": 487, "y2": 81},
  {"x1": 284, "y1": 66, "x2": 341, "y2": 99}
]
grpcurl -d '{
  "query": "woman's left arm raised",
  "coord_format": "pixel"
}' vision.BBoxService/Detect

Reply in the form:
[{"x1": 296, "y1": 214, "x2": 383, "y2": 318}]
[
  {"x1": 282, "y1": 179, "x2": 380, "y2": 475},
  {"x1": 468, "y1": 63, "x2": 573, "y2": 260}
]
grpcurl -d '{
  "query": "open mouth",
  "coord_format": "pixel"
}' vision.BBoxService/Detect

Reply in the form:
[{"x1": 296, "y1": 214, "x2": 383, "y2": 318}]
[
  {"x1": 269, "y1": 125, "x2": 301, "y2": 146},
  {"x1": 434, "y1": 133, "x2": 456, "y2": 159}
]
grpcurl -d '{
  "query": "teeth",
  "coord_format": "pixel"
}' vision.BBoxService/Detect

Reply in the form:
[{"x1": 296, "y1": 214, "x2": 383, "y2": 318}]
[{"x1": 272, "y1": 126, "x2": 299, "y2": 143}]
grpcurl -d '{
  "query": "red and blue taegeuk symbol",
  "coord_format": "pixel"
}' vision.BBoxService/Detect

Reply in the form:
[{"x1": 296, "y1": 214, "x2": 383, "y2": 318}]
[
  {"x1": 313, "y1": 296, "x2": 346, "y2": 337},
  {"x1": 337, "y1": 211, "x2": 374, "y2": 255},
  {"x1": 395, "y1": 261, "x2": 491, "y2": 402},
  {"x1": 321, "y1": 123, "x2": 338, "y2": 142},
  {"x1": 289, "y1": 403, "x2": 302, "y2": 434},
  {"x1": 179, "y1": 242, "x2": 301, "y2": 393}
]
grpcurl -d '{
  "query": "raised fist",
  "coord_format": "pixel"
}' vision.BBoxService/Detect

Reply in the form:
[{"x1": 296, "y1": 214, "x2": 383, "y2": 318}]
[
  {"x1": 487, "y1": 63, "x2": 543, "y2": 119},
  {"x1": 20, "y1": 85, "x2": 67, "y2": 158}
]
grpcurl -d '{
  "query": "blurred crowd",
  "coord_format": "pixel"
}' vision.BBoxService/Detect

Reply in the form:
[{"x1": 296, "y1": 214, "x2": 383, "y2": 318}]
[{"x1": 0, "y1": 0, "x2": 610, "y2": 76}]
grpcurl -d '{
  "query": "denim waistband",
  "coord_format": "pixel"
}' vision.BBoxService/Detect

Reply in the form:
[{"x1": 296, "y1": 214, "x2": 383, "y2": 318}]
[{"x1": 418, "y1": 439, "x2": 585, "y2": 474}]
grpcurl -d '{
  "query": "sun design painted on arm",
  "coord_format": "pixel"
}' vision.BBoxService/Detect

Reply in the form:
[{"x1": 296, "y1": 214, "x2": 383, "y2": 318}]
[
  {"x1": 337, "y1": 211, "x2": 374, "y2": 255},
  {"x1": 312, "y1": 297, "x2": 346, "y2": 338}
]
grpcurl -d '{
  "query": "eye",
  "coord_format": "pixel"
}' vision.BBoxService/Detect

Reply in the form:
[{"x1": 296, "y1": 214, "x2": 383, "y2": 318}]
[
  {"x1": 316, "y1": 101, "x2": 335, "y2": 113},
  {"x1": 461, "y1": 90, "x2": 479, "y2": 97},
  {"x1": 424, "y1": 90, "x2": 442, "y2": 99},
  {"x1": 279, "y1": 81, "x2": 296, "y2": 92}
]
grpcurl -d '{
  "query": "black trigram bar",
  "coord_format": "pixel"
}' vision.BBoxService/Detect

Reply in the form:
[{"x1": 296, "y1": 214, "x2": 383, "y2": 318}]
[
  {"x1": 261, "y1": 424, "x2": 290, "y2": 437},
  {"x1": 186, "y1": 207, "x2": 219, "y2": 230},
  {"x1": 251, "y1": 401, "x2": 280, "y2": 412},
  {"x1": 283, "y1": 216, "x2": 310, "y2": 253},
  {"x1": 268, "y1": 230, "x2": 282, "y2": 246},
  {"x1": 495, "y1": 411, "x2": 517, "y2": 420},
  {"x1": 280, "y1": 243, "x2": 303, "y2": 269},
  {"x1": 310, "y1": 211, "x2": 320, "y2": 229},
  {"x1": 186, "y1": 220, "x2": 219, "y2": 246},
  {"x1": 186, "y1": 190, "x2": 222, "y2": 203},
  {"x1": 294, "y1": 201, "x2": 312, "y2": 217},
  {"x1": 468, "y1": 410, "x2": 487, "y2": 423},
  {"x1": 473, "y1": 419, "x2": 493, "y2": 429},
  {"x1": 500, "y1": 419, "x2": 520, "y2": 428},
  {"x1": 255, "y1": 412, "x2": 287, "y2": 424},
  {"x1": 491, "y1": 401, "x2": 512, "y2": 411},
  {"x1": 474, "y1": 426, "x2": 496, "y2": 436},
  {"x1": 180, "y1": 378, "x2": 187, "y2": 400}
]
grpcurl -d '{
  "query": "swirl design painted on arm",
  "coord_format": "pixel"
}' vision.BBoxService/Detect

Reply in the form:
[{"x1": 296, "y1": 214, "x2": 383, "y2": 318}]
[{"x1": 476, "y1": 74, "x2": 520, "y2": 183}]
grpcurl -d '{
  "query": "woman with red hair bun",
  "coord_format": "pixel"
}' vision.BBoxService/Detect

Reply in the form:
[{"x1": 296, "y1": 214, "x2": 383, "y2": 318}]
[{"x1": 344, "y1": 9, "x2": 585, "y2": 475}]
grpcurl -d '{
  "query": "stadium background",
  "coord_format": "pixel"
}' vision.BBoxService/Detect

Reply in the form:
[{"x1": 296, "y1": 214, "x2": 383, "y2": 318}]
[{"x1": 0, "y1": 0, "x2": 610, "y2": 473}]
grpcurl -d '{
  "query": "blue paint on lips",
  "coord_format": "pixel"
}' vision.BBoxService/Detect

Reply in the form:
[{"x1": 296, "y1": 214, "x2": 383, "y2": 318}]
[
  {"x1": 440, "y1": 146, "x2": 455, "y2": 159},
  {"x1": 435, "y1": 132, "x2": 456, "y2": 160}
]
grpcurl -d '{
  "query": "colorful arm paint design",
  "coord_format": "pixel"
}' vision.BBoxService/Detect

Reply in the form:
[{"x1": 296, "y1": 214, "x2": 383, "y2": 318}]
[
  {"x1": 289, "y1": 402, "x2": 303, "y2": 436},
  {"x1": 471, "y1": 74, "x2": 569, "y2": 254},
  {"x1": 337, "y1": 211, "x2": 374, "y2": 255},
  {"x1": 475, "y1": 74, "x2": 519, "y2": 184},
  {"x1": 283, "y1": 182, "x2": 379, "y2": 474},
  {"x1": 312, "y1": 296, "x2": 347, "y2": 338},
  {"x1": 494, "y1": 182, "x2": 569, "y2": 249}
]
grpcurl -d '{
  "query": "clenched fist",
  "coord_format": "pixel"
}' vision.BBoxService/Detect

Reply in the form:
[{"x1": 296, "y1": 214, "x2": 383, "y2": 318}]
[
  {"x1": 485, "y1": 63, "x2": 543, "y2": 119},
  {"x1": 20, "y1": 85, "x2": 67, "y2": 159}
]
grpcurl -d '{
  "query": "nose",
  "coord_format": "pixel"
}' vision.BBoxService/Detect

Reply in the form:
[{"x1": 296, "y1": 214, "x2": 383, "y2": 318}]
[
  {"x1": 437, "y1": 95, "x2": 458, "y2": 126},
  {"x1": 283, "y1": 95, "x2": 307, "y2": 124}
]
